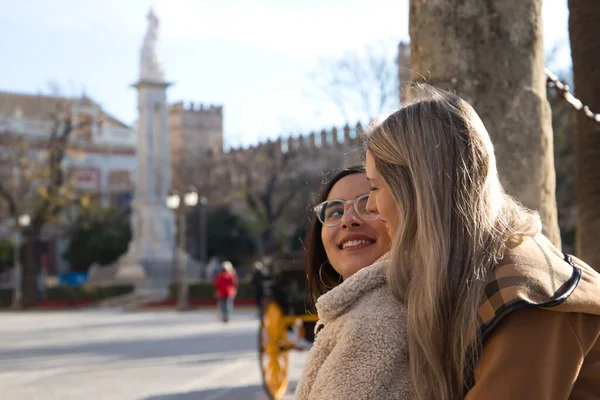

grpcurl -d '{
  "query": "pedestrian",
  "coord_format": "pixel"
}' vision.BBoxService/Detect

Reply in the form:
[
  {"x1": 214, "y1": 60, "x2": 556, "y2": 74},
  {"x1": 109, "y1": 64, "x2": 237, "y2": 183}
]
[
  {"x1": 224, "y1": 260, "x2": 239, "y2": 288},
  {"x1": 364, "y1": 84, "x2": 600, "y2": 399},
  {"x1": 212, "y1": 260, "x2": 237, "y2": 323},
  {"x1": 250, "y1": 261, "x2": 268, "y2": 316},
  {"x1": 295, "y1": 166, "x2": 412, "y2": 400}
]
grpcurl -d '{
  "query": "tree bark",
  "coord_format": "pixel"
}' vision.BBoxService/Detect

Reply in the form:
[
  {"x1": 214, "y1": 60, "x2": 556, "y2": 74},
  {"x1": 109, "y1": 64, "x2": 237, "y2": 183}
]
[
  {"x1": 569, "y1": 0, "x2": 600, "y2": 271},
  {"x1": 21, "y1": 232, "x2": 38, "y2": 306},
  {"x1": 409, "y1": 0, "x2": 561, "y2": 246}
]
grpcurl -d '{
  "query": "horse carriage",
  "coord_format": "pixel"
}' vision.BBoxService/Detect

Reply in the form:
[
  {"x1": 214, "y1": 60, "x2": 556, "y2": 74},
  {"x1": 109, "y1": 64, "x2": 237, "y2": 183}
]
[{"x1": 258, "y1": 252, "x2": 318, "y2": 400}]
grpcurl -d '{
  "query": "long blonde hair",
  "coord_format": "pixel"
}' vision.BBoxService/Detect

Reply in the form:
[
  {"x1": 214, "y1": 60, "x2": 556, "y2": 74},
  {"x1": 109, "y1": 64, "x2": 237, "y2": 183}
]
[{"x1": 365, "y1": 85, "x2": 540, "y2": 399}]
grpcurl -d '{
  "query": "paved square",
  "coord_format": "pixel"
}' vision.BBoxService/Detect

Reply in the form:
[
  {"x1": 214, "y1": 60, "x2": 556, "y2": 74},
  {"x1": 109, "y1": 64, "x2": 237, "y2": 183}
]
[{"x1": 0, "y1": 309, "x2": 307, "y2": 400}]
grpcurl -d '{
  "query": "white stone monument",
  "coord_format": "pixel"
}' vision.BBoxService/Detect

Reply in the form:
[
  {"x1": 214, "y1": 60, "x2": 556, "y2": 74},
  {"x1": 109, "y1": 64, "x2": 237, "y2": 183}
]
[{"x1": 111, "y1": 9, "x2": 175, "y2": 292}]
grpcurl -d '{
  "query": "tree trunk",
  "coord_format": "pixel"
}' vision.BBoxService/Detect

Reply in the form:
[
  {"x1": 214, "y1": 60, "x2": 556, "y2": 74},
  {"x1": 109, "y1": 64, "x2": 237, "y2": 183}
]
[
  {"x1": 569, "y1": 0, "x2": 600, "y2": 271},
  {"x1": 21, "y1": 232, "x2": 38, "y2": 306},
  {"x1": 261, "y1": 226, "x2": 278, "y2": 255},
  {"x1": 409, "y1": 0, "x2": 561, "y2": 247}
]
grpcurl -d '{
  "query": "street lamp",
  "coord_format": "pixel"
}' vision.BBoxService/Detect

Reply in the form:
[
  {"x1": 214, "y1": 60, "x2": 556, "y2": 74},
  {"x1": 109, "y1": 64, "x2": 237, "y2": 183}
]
[
  {"x1": 166, "y1": 188, "x2": 198, "y2": 311},
  {"x1": 12, "y1": 213, "x2": 30, "y2": 309},
  {"x1": 19, "y1": 214, "x2": 31, "y2": 227},
  {"x1": 166, "y1": 193, "x2": 180, "y2": 210},
  {"x1": 184, "y1": 191, "x2": 198, "y2": 208},
  {"x1": 198, "y1": 196, "x2": 208, "y2": 280}
]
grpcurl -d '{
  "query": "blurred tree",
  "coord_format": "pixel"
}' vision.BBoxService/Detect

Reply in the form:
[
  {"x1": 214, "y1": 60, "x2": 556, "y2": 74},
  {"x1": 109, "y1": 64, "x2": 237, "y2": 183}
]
[
  {"x1": 0, "y1": 97, "x2": 87, "y2": 306},
  {"x1": 63, "y1": 206, "x2": 131, "y2": 272},
  {"x1": 0, "y1": 240, "x2": 13, "y2": 277},
  {"x1": 308, "y1": 41, "x2": 400, "y2": 122},
  {"x1": 173, "y1": 147, "x2": 236, "y2": 262},
  {"x1": 172, "y1": 149, "x2": 221, "y2": 199},
  {"x1": 204, "y1": 206, "x2": 255, "y2": 265},
  {"x1": 230, "y1": 143, "x2": 317, "y2": 255},
  {"x1": 289, "y1": 221, "x2": 308, "y2": 253},
  {"x1": 569, "y1": 0, "x2": 600, "y2": 271}
]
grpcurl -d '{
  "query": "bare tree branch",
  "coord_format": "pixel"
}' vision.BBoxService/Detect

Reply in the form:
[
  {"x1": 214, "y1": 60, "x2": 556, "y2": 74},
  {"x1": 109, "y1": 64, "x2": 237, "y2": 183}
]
[
  {"x1": 0, "y1": 181, "x2": 18, "y2": 222},
  {"x1": 309, "y1": 40, "x2": 399, "y2": 123},
  {"x1": 0, "y1": 97, "x2": 91, "y2": 305},
  {"x1": 273, "y1": 188, "x2": 297, "y2": 221}
]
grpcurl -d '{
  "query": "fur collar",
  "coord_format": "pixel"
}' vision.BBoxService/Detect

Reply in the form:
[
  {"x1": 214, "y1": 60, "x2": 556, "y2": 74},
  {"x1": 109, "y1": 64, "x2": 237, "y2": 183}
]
[{"x1": 316, "y1": 253, "x2": 389, "y2": 324}]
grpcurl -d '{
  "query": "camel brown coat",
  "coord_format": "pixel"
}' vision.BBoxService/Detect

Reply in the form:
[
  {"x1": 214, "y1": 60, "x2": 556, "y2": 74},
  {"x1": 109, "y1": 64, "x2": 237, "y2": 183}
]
[
  {"x1": 294, "y1": 258, "x2": 412, "y2": 400},
  {"x1": 467, "y1": 234, "x2": 600, "y2": 399}
]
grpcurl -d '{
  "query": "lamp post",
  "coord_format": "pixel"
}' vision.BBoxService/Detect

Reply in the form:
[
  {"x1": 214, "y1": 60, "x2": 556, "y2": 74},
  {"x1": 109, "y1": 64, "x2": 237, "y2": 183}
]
[
  {"x1": 12, "y1": 213, "x2": 31, "y2": 310},
  {"x1": 199, "y1": 196, "x2": 208, "y2": 280},
  {"x1": 166, "y1": 188, "x2": 198, "y2": 311},
  {"x1": 166, "y1": 192, "x2": 180, "y2": 296}
]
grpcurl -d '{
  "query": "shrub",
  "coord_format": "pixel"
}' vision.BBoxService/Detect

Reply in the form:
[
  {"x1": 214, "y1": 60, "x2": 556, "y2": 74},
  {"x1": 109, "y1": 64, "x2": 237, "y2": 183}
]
[
  {"x1": 0, "y1": 284, "x2": 134, "y2": 307},
  {"x1": 0, "y1": 288, "x2": 12, "y2": 308},
  {"x1": 43, "y1": 284, "x2": 134, "y2": 302},
  {"x1": 63, "y1": 206, "x2": 132, "y2": 272}
]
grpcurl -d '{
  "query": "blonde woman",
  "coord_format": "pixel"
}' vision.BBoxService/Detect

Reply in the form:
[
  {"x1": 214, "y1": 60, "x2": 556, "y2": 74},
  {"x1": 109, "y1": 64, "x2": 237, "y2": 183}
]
[
  {"x1": 295, "y1": 166, "x2": 411, "y2": 400},
  {"x1": 364, "y1": 85, "x2": 600, "y2": 399}
]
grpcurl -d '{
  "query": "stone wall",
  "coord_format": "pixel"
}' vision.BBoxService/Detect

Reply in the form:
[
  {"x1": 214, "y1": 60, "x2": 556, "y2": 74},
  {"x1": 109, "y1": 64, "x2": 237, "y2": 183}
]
[
  {"x1": 178, "y1": 122, "x2": 369, "y2": 253},
  {"x1": 169, "y1": 101, "x2": 224, "y2": 189}
]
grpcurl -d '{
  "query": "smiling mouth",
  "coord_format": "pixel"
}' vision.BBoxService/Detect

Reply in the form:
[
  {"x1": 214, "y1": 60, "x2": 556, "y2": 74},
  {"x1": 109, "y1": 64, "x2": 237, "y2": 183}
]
[{"x1": 340, "y1": 239, "x2": 375, "y2": 250}]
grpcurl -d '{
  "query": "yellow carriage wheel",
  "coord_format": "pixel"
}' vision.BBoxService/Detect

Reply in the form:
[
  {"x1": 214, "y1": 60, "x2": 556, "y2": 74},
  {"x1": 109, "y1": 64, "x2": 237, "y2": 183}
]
[{"x1": 259, "y1": 301, "x2": 289, "y2": 400}]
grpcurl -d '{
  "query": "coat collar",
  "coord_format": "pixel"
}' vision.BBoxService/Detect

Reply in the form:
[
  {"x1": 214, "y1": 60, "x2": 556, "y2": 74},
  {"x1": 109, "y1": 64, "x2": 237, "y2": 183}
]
[
  {"x1": 316, "y1": 253, "x2": 389, "y2": 325},
  {"x1": 478, "y1": 234, "x2": 600, "y2": 342}
]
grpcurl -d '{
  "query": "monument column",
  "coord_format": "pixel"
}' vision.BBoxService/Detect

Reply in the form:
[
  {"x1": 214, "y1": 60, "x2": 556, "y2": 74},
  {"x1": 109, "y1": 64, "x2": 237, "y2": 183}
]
[{"x1": 113, "y1": 9, "x2": 176, "y2": 293}]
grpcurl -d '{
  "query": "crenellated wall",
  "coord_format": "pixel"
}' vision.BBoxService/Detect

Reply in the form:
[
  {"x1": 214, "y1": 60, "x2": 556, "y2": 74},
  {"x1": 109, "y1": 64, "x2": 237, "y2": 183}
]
[
  {"x1": 170, "y1": 101, "x2": 223, "y2": 116},
  {"x1": 169, "y1": 100, "x2": 224, "y2": 188},
  {"x1": 225, "y1": 122, "x2": 365, "y2": 158}
]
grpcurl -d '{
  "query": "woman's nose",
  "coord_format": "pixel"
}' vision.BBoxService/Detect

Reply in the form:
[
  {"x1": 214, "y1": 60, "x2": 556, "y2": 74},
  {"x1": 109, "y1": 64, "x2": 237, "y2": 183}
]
[
  {"x1": 340, "y1": 204, "x2": 362, "y2": 228},
  {"x1": 366, "y1": 194, "x2": 378, "y2": 214}
]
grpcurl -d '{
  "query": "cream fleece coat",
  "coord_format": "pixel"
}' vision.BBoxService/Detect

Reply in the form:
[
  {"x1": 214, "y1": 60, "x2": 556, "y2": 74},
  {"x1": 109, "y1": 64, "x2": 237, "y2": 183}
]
[{"x1": 295, "y1": 258, "x2": 412, "y2": 400}]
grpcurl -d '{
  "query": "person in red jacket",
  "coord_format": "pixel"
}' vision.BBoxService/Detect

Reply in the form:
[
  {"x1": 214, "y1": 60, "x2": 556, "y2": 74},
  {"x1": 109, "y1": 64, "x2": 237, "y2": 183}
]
[{"x1": 213, "y1": 261, "x2": 237, "y2": 322}]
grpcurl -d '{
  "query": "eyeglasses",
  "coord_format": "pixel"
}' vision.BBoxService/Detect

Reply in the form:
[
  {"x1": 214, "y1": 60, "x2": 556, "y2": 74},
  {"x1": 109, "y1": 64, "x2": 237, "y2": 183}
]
[{"x1": 314, "y1": 194, "x2": 380, "y2": 226}]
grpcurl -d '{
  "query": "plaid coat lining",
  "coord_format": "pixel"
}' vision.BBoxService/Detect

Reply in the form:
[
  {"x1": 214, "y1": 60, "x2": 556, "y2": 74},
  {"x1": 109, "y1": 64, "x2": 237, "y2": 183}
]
[{"x1": 478, "y1": 250, "x2": 581, "y2": 342}]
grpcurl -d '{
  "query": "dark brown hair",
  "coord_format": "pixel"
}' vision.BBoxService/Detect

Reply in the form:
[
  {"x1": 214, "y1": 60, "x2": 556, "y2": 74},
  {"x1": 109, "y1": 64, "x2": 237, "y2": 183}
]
[{"x1": 305, "y1": 165, "x2": 366, "y2": 307}]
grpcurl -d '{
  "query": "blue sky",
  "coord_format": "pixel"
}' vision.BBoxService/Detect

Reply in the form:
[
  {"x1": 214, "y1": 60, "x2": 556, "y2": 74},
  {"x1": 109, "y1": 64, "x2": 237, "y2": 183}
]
[{"x1": 0, "y1": 0, "x2": 571, "y2": 148}]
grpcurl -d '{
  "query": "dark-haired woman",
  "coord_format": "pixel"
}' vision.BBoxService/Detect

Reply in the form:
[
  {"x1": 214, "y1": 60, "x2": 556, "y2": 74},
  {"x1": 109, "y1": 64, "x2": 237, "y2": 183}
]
[{"x1": 295, "y1": 166, "x2": 412, "y2": 400}]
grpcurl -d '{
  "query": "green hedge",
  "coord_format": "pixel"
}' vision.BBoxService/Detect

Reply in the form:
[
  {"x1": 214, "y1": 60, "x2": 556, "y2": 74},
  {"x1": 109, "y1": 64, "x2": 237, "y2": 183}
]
[
  {"x1": 0, "y1": 288, "x2": 12, "y2": 308},
  {"x1": 0, "y1": 284, "x2": 135, "y2": 307},
  {"x1": 169, "y1": 281, "x2": 256, "y2": 300},
  {"x1": 44, "y1": 284, "x2": 134, "y2": 302}
]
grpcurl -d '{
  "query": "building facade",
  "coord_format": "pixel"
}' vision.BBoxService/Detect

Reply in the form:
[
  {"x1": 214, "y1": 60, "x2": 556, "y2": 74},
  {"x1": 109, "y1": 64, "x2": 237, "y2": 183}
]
[{"x1": 0, "y1": 92, "x2": 137, "y2": 274}]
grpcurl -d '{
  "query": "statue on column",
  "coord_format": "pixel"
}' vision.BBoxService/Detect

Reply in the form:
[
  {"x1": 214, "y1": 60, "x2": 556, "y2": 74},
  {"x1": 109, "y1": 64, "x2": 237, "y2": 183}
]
[
  {"x1": 140, "y1": 8, "x2": 164, "y2": 82},
  {"x1": 86, "y1": 8, "x2": 185, "y2": 295}
]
